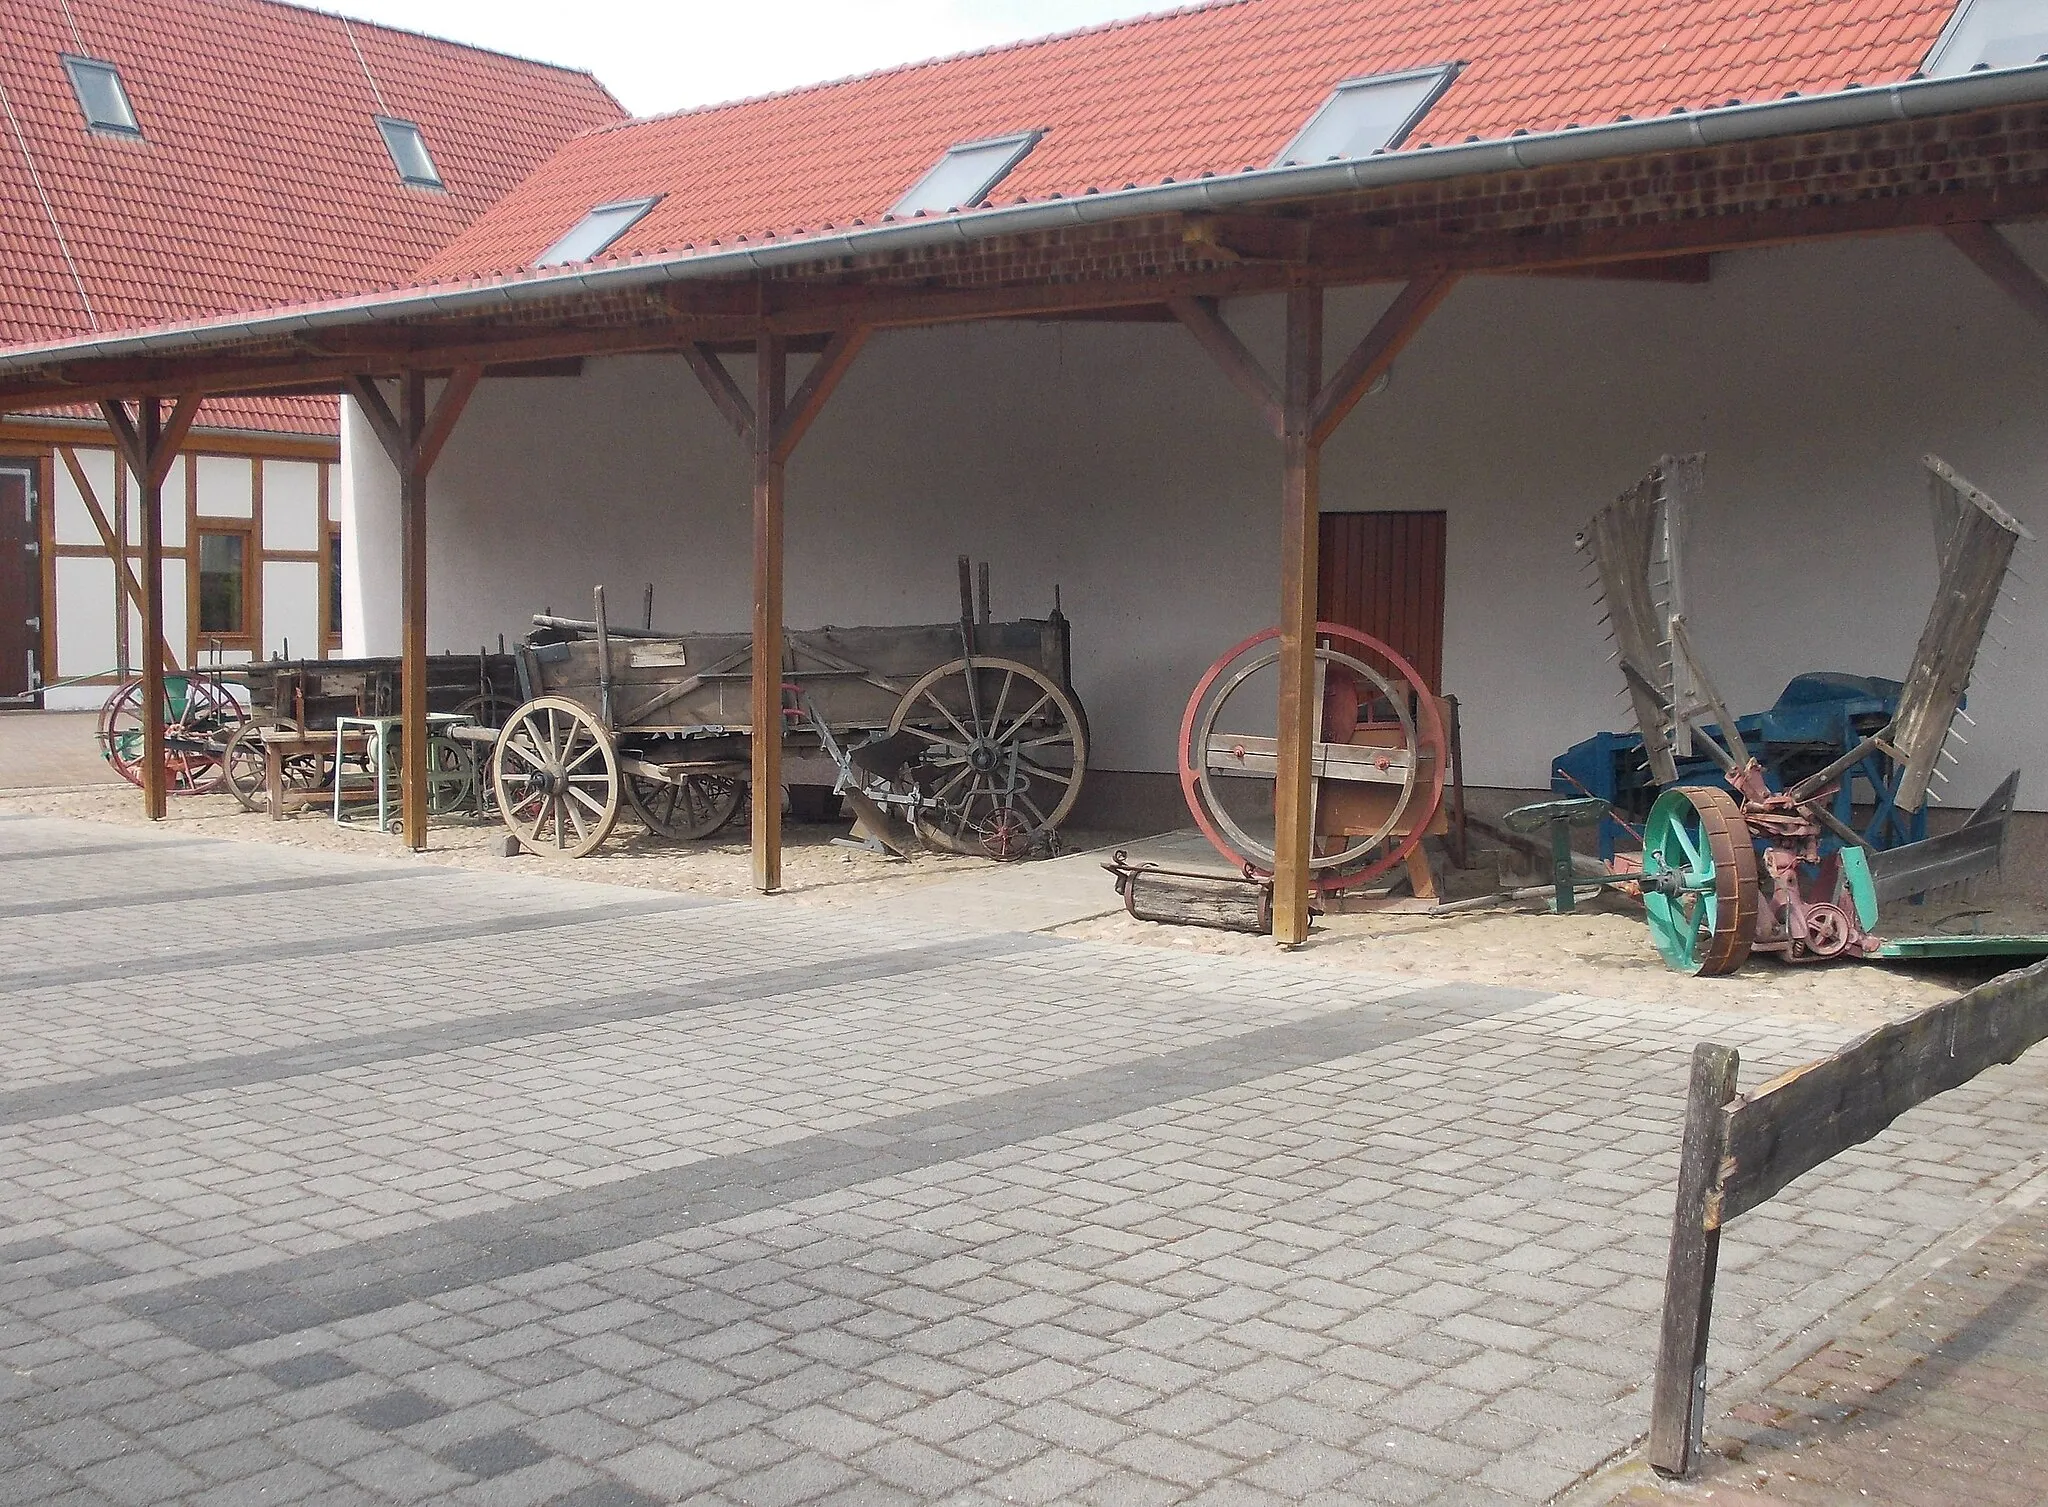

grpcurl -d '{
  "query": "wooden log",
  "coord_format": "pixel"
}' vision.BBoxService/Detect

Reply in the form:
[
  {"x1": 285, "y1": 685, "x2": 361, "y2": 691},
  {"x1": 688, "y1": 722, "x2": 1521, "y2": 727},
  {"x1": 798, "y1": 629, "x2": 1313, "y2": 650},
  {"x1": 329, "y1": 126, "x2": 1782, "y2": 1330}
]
[
  {"x1": 1718, "y1": 956, "x2": 2048, "y2": 1225},
  {"x1": 1648, "y1": 1042, "x2": 1740, "y2": 1478},
  {"x1": 1119, "y1": 869, "x2": 1272, "y2": 933}
]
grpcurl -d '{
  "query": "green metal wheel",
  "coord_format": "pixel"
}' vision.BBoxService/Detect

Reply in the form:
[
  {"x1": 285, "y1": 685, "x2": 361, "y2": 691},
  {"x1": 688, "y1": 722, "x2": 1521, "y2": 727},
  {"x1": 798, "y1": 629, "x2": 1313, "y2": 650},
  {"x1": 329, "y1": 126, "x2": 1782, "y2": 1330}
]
[{"x1": 1641, "y1": 785, "x2": 1759, "y2": 976}]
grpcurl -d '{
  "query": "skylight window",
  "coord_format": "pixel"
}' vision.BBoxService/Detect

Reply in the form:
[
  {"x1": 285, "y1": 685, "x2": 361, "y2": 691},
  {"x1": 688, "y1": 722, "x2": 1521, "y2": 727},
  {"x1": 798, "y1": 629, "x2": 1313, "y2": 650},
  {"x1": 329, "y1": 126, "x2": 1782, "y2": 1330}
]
[
  {"x1": 1926, "y1": 0, "x2": 2048, "y2": 74},
  {"x1": 1274, "y1": 65, "x2": 1459, "y2": 167},
  {"x1": 535, "y1": 198, "x2": 660, "y2": 267},
  {"x1": 61, "y1": 55, "x2": 140, "y2": 136},
  {"x1": 891, "y1": 131, "x2": 1041, "y2": 217},
  {"x1": 375, "y1": 116, "x2": 442, "y2": 189}
]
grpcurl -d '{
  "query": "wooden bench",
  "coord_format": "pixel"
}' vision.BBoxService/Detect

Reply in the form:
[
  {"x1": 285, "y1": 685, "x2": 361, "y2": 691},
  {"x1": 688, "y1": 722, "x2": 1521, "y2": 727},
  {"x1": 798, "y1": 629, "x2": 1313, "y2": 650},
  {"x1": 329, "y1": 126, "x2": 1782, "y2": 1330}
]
[{"x1": 258, "y1": 728, "x2": 372, "y2": 820}]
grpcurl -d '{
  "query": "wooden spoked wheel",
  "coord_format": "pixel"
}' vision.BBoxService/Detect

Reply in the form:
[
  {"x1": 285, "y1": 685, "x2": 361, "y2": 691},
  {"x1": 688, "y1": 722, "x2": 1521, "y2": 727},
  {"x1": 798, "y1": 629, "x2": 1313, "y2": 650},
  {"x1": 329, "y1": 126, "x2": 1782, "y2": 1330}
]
[
  {"x1": 1178, "y1": 625, "x2": 1445, "y2": 892},
  {"x1": 452, "y1": 691, "x2": 519, "y2": 729},
  {"x1": 452, "y1": 691, "x2": 519, "y2": 816},
  {"x1": 97, "y1": 672, "x2": 241, "y2": 795},
  {"x1": 626, "y1": 773, "x2": 743, "y2": 840},
  {"x1": 222, "y1": 716, "x2": 335, "y2": 814},
  {"x1": 1641, "y1": 785, "x2": 1759, "y2": 976},
  {"x1": 887, "y1": 657, "x2": 1086, "y2": 855},
  {"x1": 492, "y1": 697, "x2": 621, "y2": 857}
]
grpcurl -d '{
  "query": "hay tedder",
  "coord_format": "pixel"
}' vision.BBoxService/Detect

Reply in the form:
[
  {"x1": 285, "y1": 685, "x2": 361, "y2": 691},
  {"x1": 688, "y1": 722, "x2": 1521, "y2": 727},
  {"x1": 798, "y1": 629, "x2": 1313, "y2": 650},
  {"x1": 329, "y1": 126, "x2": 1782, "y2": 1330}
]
[{"x1": 1577, "y1": 454, "x2": 2032, "y2": 975}]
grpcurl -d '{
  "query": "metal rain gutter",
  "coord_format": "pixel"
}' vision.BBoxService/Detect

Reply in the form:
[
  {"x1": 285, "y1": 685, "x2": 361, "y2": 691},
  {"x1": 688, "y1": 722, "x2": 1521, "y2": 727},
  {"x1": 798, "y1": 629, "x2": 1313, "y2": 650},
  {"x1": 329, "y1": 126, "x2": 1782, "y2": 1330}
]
[{"x1": 8, "y1": 59, "x2": 2048, "y2": 376}]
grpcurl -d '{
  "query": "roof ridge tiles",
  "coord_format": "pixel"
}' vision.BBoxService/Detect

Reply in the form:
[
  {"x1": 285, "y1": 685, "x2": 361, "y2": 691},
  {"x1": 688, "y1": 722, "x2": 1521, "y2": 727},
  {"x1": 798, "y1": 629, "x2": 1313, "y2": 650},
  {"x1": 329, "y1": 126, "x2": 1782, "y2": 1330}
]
[
  {"x1": 580, "y1": 0, "x2": 1252, "y2": 136},
  {"x1": 253, "y1": 0, "x2": 617, "y2": 91}
]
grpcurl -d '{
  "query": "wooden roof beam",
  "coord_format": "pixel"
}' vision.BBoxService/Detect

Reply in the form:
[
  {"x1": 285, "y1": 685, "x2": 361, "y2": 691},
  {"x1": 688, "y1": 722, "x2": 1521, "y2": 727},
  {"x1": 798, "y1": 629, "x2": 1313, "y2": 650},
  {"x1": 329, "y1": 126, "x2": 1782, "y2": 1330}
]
[
  {"x1": 8, "y1": 183, "x2": 2048, "y2": 409},
  {"x1": 1311, "y1": 274, "x2": 1457, "y2": 447},
  {"x1": 1944, "y1": 221, "x2": 2048, "y2": 330}
]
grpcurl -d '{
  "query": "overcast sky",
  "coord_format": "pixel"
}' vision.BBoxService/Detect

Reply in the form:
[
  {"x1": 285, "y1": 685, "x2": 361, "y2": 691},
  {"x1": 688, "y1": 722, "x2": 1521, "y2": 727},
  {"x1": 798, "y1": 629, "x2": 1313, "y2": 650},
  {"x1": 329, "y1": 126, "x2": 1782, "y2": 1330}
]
[{"x1": 327, "y1": 1, "x2": 1170, "y2": 116}]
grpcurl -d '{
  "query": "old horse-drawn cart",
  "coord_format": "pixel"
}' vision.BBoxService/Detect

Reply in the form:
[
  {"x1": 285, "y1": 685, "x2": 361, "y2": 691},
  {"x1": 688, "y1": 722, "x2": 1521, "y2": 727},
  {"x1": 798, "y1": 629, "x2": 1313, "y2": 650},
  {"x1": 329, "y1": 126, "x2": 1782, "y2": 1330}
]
[{"x1": 494, "y1": 574, "x2": 1086, "y2": 859}]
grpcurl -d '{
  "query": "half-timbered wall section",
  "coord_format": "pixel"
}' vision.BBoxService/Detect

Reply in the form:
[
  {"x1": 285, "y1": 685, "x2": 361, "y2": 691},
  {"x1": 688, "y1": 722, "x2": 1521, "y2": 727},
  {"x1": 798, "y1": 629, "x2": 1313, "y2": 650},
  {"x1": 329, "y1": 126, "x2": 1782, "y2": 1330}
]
[{"x1": 0, "y1": 423, "x2": 339, "y2": 706}]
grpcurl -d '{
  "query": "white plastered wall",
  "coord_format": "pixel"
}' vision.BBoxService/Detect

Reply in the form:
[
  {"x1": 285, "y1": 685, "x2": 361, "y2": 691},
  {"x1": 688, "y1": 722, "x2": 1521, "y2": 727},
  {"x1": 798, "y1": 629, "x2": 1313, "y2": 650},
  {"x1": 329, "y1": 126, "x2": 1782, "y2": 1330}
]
[
  {"x1": 348, "y1": 228, "x2": 2048, "y2": 811},
  {"x1": 340, "y1": 393, "x2": 404, "y2": 657}
]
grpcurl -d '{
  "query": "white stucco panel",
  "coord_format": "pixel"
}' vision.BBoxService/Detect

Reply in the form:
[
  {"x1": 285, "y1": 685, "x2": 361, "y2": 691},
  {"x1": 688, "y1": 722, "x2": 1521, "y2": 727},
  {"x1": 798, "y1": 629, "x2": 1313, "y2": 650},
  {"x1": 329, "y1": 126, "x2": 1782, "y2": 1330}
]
[
  {"x1": 159, "y1": 457, "x2": 187, "y2": 548},
  {"x1": 53, "y1": 556, "x2": 117, "y2": 681},
  {"x1": 262, "y1": 559, "x2": 322, "y2": 659},
  {"x1": 194, "y1": 456, "x2": 253, "y2": 518},
  {"x1": 262, "y1": 461, "x2": 322, "y2": 551},
  {"x1": 126, "y1": 561, "x2": 189, "y2": 671},
  {"x1": 52, "y1": 447, "x2": 115, "y2": 548}
]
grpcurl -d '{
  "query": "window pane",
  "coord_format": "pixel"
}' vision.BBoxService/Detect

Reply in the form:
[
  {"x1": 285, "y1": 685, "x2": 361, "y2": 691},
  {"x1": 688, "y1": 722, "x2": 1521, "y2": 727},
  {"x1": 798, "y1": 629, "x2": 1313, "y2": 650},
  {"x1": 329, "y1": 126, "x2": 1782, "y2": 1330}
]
[
  {"x1": 1277, "y1": 68, "x2": 1452, "y2": 165},
  {"x1": 329, "y1": 534, "x2": 343, "y2": 637},
  {"x1": 63, "y1": 57, "x2": 140, "y2": 134},
  {"x1": 892, "y1": 134, "x2": 1038, "y2": 217},
  {"x1": 198, "y1": 532, "x2": 245, "y2": 635},
  {"x1": 1929, "y1": 0, "x2": 2048, "y2": 72},
  {"x1": 536, "y1": 199, "x2": 658, "y2": 267},
  {"x1": 376, "y1": 117, "x2": 442, "y2": 187}
]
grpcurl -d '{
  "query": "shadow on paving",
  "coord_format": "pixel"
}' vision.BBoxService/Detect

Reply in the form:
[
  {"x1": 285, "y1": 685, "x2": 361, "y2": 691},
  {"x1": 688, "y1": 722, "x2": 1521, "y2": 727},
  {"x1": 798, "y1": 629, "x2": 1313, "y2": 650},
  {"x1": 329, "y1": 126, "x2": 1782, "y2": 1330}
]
[{"x1": 1600, "y1": 1194, "x2": 2048, "y2": 1507}]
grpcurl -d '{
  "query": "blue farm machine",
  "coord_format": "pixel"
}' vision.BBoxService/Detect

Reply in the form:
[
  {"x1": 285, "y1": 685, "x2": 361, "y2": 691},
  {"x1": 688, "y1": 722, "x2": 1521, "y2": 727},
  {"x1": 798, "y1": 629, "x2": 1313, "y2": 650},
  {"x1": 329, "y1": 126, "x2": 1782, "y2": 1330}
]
[{"x1": 1563, "y1": 454, "x2": 2030, "y2": 975}]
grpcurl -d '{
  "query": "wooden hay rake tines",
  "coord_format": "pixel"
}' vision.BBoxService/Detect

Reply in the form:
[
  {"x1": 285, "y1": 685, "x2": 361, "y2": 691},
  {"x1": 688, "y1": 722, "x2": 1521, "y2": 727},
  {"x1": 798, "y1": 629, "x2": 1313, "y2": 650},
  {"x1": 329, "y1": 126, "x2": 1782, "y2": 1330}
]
[{"x1": 1578, "y1": 453, "x2": 2031, "y2": 975}]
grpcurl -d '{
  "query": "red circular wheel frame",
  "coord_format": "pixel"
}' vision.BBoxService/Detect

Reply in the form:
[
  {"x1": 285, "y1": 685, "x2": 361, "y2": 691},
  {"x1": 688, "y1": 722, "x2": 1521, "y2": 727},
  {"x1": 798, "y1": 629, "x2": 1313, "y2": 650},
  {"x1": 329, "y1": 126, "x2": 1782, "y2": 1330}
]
[{"x1": 1178, "y1": 623, "x2": 1446, "y2": 894}]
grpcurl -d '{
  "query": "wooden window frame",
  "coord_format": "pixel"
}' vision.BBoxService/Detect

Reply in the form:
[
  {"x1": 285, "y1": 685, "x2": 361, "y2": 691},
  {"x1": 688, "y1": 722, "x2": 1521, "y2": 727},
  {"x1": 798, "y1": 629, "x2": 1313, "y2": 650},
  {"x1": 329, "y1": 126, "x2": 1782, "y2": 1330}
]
[
  {"x1": 324, "y1": 525, "x2": 343, "y2": 651},
  {"x1": 192, "y1": 519, "x2": 258, "y2": 653}
]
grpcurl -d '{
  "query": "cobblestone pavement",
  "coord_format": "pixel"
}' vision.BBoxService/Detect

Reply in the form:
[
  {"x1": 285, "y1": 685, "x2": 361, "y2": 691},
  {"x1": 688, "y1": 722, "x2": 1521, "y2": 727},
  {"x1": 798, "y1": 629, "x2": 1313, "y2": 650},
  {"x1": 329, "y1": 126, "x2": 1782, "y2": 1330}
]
[
  {"x1": 0, "y1": 712, "x2": 120, "y2": 791},
  {"x1": 1588, "y1": 1180, "x2": 2048, "y2": 1507},
  {"x1": 6, "y1": 813, "x2": 2048, "y2": 1507}
]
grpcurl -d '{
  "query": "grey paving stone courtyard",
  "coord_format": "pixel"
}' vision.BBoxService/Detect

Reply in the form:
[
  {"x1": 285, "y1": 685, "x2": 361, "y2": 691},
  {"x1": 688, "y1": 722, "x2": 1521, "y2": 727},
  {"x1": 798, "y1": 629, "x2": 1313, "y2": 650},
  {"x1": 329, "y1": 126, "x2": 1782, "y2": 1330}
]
[{"x1": 4, "y1": 812, "x2": 2048, "y2": 1507}]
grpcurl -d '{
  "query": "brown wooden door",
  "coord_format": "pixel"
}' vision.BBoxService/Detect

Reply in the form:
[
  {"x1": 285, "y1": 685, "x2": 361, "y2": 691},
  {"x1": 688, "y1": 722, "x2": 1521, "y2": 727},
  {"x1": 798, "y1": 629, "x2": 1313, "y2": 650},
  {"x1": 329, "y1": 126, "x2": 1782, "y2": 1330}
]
[
  {"x1": 0, "y1": 467, "x2": 37, "y2": 700},
  {"x1": 1317, "y1": 510, "x2": 1446, "y2": 692}
]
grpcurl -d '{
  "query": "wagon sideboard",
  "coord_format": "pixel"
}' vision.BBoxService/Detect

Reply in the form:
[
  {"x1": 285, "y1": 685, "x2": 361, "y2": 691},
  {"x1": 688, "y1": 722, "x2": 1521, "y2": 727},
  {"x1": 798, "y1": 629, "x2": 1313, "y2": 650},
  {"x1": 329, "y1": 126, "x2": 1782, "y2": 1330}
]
[
  {"x1": 247, "y1": 654, "x2": 520, "y2": 728},
  {"x1": 517, "y1": 619, "x2": 1074, "y2": 738}
]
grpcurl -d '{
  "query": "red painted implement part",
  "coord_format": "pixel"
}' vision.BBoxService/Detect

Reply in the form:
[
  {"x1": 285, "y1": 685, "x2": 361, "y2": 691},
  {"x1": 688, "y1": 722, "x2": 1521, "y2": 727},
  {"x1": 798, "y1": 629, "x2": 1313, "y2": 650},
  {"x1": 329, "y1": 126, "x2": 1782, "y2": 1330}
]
[{"x1": 1178, "y1": 623, "x2": 1446, "y2": 894}]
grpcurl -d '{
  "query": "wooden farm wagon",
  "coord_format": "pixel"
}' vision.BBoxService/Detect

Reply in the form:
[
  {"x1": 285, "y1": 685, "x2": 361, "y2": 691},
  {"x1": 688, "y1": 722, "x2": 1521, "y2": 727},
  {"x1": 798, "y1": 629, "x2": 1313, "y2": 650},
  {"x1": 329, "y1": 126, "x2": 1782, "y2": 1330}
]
[
  {"x1": 219, "y1": 651, "x2": 519, "y2": 813},
  {"x1": 494, "y1": 582, "x2": 1087, "y2": 858}
]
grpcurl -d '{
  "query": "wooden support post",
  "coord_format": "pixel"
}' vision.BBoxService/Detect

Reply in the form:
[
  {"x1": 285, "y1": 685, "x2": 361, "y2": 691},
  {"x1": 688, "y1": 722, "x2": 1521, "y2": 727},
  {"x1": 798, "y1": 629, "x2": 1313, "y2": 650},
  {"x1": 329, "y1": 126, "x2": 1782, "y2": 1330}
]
[
  {"x1": 1648, "y1": 1043, "x2": 1739, "y2": 1477},
  {"x1": 346, "y1": 369, "x2": 481, "y2": 851},
  {"x1": 685, "y1": 318, "x2": 867, "y2": 896},
  {"x1": 1172, "y1": 280, "x2": 1455, "y2": 943},
  {"x1": 399, "y1": 372, "x2": 429, "y2": 851},
  {"x1": 752, "y1": 333, "x2": 788, "y2": 893},
  {"x1": 1271, "y1": 288, "x2": 1324, "y2": 945},
  {"x1": 101, "y1": 394, "x2": 201, "y2": 820},
  {"x1": 135, "y1": 399, "x2": 168, "y2": 820}
]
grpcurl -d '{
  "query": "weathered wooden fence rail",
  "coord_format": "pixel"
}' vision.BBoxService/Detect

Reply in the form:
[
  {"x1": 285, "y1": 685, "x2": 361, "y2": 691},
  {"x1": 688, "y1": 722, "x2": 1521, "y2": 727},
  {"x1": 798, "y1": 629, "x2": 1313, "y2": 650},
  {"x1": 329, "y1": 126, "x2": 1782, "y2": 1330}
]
[{"x1": 1648, "y1": 955, "x2": 2048, "y2": 1477}]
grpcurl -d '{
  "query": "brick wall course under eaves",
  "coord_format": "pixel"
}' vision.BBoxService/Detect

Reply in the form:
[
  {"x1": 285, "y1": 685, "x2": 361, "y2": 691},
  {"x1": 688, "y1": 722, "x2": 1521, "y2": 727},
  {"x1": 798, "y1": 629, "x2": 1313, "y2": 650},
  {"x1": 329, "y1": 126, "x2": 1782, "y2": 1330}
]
[{"x1": 804, "y1": 106, "x2": 2048, "y2": 294}]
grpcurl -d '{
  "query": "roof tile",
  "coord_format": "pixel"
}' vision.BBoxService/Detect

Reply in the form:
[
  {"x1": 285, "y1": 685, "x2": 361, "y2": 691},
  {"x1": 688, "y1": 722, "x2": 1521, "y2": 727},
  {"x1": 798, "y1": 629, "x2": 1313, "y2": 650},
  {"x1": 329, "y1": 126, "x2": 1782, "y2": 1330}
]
[
  {"x1": 1, "y1": 0, "x2": 623, "y2": 348},
  {"x1": 419, "y1": 0, "x2": 1959, "y2": 284}
]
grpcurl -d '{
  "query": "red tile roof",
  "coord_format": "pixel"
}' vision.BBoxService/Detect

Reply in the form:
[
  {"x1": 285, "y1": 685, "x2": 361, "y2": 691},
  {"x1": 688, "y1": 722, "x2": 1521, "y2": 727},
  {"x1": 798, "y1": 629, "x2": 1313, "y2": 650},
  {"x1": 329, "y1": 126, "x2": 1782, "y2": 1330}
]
[
  {"x1": 421, "y1": 0, "x2": 1961, "y2": 283},
  {"x1": 34, "y1": 395, "x2": 339, "y2": 437},
  {"x1": 0, "y1": 0, "x2": 623, "y2": 353}
]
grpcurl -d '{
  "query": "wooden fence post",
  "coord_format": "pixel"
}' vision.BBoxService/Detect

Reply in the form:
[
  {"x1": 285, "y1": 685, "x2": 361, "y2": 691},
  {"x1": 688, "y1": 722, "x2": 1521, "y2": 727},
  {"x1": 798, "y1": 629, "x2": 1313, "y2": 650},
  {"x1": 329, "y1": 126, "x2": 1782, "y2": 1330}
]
[{"x1": 1648, "y1": 1042, "x2": 1739, "y2": 1476}]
